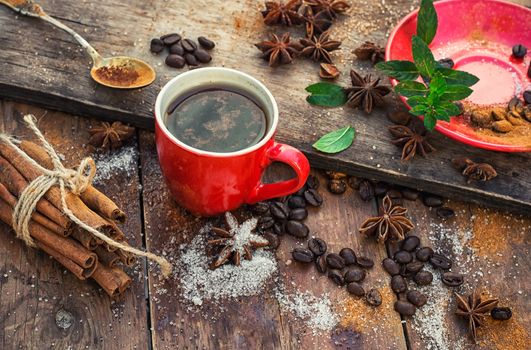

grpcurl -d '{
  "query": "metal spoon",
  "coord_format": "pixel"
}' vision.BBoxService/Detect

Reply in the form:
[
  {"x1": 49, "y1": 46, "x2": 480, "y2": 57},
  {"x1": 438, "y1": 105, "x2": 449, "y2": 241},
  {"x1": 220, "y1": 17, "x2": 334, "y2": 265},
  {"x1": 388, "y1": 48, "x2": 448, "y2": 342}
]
[{"x1": 0, "y1": 0, "x2": 156, "y2": 89}]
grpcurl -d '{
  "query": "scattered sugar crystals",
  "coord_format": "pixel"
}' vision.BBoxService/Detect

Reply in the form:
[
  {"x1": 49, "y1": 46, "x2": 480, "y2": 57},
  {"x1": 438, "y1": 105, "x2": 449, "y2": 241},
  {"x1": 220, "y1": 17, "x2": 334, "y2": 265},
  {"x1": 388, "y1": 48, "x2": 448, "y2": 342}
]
[{"x1": 93, "y1": 146, "x2": 138, "y2": 184}]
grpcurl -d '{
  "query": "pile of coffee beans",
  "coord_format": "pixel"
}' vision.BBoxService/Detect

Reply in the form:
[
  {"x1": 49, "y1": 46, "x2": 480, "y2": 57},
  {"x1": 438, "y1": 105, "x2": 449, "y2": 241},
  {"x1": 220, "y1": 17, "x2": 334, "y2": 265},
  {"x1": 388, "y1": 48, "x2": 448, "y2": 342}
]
[
  {"x1": 150, "y1": 33, "x2": 215, "y2": 68},
  {"x1": 292, "y1": 237, "x2": 382, "y2": 307},
  {"x1": 325, "y1": 171, "x2": 348, "y2": 194},
  {"x1": 251, "y1": 175, "x2": 323, "y2": 248},
  {"x1": 346, "y1": 176, "x2": 455, "y2": 218},
  {"x1": 382, "y1": 234, "x2": 464, "y2": 316}
]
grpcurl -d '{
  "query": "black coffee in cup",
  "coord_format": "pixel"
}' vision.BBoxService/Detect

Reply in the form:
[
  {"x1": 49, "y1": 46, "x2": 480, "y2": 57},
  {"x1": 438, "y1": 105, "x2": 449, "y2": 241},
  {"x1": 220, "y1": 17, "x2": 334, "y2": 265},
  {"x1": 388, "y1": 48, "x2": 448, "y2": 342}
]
[{"x1": 165, "y1": 86, "x2": 268, "y2": 153}]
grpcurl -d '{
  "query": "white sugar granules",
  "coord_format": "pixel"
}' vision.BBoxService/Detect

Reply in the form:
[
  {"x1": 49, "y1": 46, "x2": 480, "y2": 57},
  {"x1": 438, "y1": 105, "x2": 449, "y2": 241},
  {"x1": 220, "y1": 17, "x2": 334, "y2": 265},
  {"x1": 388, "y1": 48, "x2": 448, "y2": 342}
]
[
  {"x1": 93, "y1": 146, "x2": 138, "y2": 184},
  {"x1": 176, "y1": 227, "x2": 277, "y2": 308},
  {"x1": 275, "y1": 287, "x2": 339, "y2": 335}
]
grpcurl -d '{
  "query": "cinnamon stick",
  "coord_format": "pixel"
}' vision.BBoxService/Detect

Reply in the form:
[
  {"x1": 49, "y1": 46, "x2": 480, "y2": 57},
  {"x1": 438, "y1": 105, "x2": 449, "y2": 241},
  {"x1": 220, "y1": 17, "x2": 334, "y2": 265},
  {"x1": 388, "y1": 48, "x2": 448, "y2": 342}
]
[
  {"x1": 0, "y1": 198, "x2": 97, "y2": 268},
  {"x1": 71, "y1": 229, "x2": 98, "y2": 250},
  {"x1": 0, "y1": 155, "x2": 71, "y2": 232},
  {"x1": 0, "y1": 141, "x2": 114, "y2": 235},
  {"x1": 95, "y1": 246, "x2": 121, "y2": 267},
  {"x1": 91, "y1": 264, "x2": 132, "y2": 297},
  {"x1": 19, "y1": 140, "x2": 126, "y2": 223},
  {"x1": 110, "y1": 267, "x2": 132, "y2": 294},
  {"x1": 116, "y1": 242, "x2": 137, "y2": 267},
  {"x1": 38, "y1": 242, "x2": 97, "y2": 280},
  {"x1": 0, "y1": 182, "x2": 66, "y2": 236}
]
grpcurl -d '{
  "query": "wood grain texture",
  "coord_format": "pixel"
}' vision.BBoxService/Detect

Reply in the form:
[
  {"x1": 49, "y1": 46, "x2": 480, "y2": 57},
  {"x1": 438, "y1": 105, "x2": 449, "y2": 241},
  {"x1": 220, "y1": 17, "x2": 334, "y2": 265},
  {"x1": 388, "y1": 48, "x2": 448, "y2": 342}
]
[
  {"x1": 0, "y1": 0, "x2": 529, "y2": 214},
  {"x1": 0, "y1": 101, "x2": 149, "y2": 350}
]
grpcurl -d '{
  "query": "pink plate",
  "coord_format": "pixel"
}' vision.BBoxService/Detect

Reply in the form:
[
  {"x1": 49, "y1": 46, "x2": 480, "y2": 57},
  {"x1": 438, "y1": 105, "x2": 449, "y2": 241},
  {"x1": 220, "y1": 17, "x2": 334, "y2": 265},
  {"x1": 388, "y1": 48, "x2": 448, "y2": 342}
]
[{"x1": 386, "y1": 0, "x2": 531, "y2": 152}]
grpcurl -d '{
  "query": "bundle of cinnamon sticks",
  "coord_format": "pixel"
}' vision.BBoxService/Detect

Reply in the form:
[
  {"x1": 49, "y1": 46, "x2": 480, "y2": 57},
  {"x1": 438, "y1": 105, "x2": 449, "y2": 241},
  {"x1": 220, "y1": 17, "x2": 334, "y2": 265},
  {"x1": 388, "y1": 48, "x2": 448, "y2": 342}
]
[{"x1": 0, "y1": 138, "x2": 135, "y2": 297}]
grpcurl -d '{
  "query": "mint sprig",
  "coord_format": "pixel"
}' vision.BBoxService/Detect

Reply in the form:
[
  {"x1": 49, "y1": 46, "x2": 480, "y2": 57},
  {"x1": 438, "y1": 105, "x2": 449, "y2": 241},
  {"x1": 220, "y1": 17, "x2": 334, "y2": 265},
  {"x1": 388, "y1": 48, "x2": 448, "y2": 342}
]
[{"x1": 375, "y1": 0, "x2": 479, "y2": 131}]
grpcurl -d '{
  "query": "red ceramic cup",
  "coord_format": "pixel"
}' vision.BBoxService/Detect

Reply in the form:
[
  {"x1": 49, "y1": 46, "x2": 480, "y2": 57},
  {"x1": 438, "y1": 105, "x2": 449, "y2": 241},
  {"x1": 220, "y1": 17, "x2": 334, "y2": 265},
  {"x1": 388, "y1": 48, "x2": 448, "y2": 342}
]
[{"x1": 155, "y1": 67, "x2": 310, "y2": 216}]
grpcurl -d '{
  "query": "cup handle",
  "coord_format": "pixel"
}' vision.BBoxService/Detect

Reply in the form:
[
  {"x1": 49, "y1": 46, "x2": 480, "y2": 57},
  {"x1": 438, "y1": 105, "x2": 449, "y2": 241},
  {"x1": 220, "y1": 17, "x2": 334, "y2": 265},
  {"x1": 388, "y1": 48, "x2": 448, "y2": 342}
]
[{"x1": 247, "y1": 142, "x2": 310, "y2": 204}]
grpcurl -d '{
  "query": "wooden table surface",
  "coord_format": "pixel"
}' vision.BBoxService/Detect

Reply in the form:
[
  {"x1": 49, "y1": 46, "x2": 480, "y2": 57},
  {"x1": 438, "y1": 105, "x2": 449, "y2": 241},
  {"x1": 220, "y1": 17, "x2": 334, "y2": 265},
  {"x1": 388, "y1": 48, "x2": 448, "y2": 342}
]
[{"x1": 0, "y1": 100, "x2": 529, "y2": 349}]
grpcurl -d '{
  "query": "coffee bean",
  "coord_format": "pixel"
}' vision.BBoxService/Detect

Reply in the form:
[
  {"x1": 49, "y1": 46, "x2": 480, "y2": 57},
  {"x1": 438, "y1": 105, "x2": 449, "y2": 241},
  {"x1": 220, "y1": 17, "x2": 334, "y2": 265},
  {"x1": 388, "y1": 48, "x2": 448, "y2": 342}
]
[
  {"x1": 344, "y1": 267, "x2": 366, "y2": 283},
  {"x1": 286, "y1": 221, "x2": 309, "y2": 238},
  {"x1": 273, "y1": 221, "x2": 285, "y2": 235},
  {"x1": 387, "y1": 111, "x2": 411, "y2": 125},
  {"x1": 374, "y1": 182, "x2": 389, "y2": 197},
  {"x1": 359, "y1": 180, "x2": 375, "y2": 201},
  {"x1": 406, "y1": 290, "x2": 428, "y2": 307},
  {"x1": 169, "y1": 42, "x2": 184, "y2": 55},
  {"x1": 365, "y1": 289, "x2": 382, "y2": 307},
  {"x1": 401, "y1": 236, "x2": 420, "y2": 252},
  {"x1": 328, "y1": 180, "x2": 346, "y2": 194},
  {"x1": 308, "y1": 238, "x2": 327, "y2": 256},
  {"x1": 315, "y1": 255, "x2": 327, "y2": 273},
  {"x1": 391, "y1": 275, "x2": 407, "y2": 293},
  {"x1": 270, "y1": 201, "x2": 290, "y2": 220},
  {"x1": 182, "y1": 38, "x2": 198, "y2": 52},
  {"x1": 292, "y1": 248, "x2": 314, "y2": 263},
  {"x1": 160, "y1": 33, "x2": 181, "y2": 46},
  {"x1": 339, "y1": 248, "x2": 357, "y2": 265},
  {"x1": 289, "y1": 208, "x2": 308, "y2": 221},
  {"x1": 416, "y1": 247, "x2": 434, "y2": 262},
  {"x1": 414, "y1": 271, "x2": 433, "y2": 285},
  {"x1": 436, "y1": 207, "x2": 455, "y2": 219},
  {"x1": 429, "y1": 253, "x2": 452, "y2": 270},
  {"x1": 288, "y1": 195, "x2": 306, "y2": 209},
  {"x1": 194, "y1": 49, "x2": 212, "y2": 63},
  {"x1": 328, "y1": 269, "x2": 345, "y2": 286},
  {"x1": 295, "y1": 184, "x2": 308, "y2": 196},
  {"x1": 394, "y1": 300, "x2": 416, "y2": 316},
  {"x1": 394, "y1": 250, "x2": 413, "y2": 264},
  {"x1": 422, "y1": 194, "x2": 443, "y2": 207},
  {"x1": 441, "y1": 272, "x2": 464, "y2": 287},
  {"x1": 356, "y1": 256, "x2": 374, "y2": 268},
  {"x1": 386, "y1": 189, "x2": 402, "y2": 199},
  {"x1": 304, "y1": 189, "x2": 323, "y2": 206},
  {"x1": 306, "y1": 175, "x2": 320, "y2": 189},
  {"x1": 347, "y1": 282, "x2": 365, "y2": 296},
  {"x1": 150, "y1": 38, "x2": 165, "y2": 53},
  {"x1": 263, "y1": 232, "x2": 279, "y2": 249},
  {"x1": 326, "y1": 253, "x2": 345, "y2": 269},
  {"x1": 198, "y1": 36, "x2": 215, "y2": 50},
  {"x1": 184, "y1": 53, "x2": 199, "y2": 66},
  {"x1": 437, "y1": 58, "x2": 454, "y2": 69},
  {"x1": 405, "y1": 261, "x2": 424, "y2": 274},
  {"x1": 491, "y1": 307, "x2": 512, "y2": 321},
  {"x1": 382, "y1": 258, "x2": 400, "y2": 275},
  {"x1": 258, "y1": 216, "x2": 275, "y2": 230},
  {"x1": 251, "y1": 201, "x2": 270, "y2": 214},
  {"x1": 512, "y1": 44, "x2": 527, "y2": 58},
  {"x1": 523, "y1": 90, "x2": 531, "y2": 104},
  {"x1": 401, "y1": 188, "x2": 419, "y2": 201},
  {"x1": 165, "y1": 54, "x2": 185, "y2": 68},
  {"x1": 347, "y1": 176, "x2": 362, "y2": 189}
]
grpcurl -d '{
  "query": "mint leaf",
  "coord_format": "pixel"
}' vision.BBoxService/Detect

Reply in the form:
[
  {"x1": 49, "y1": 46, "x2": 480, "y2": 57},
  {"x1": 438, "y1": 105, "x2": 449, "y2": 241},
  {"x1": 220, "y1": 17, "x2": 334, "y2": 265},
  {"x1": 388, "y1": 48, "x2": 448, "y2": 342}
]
[
  {"x1": 440, "y1": 84, "x2": 473, "y2": 101},
  {"x1": 407, "y1": 95, "x2": 428, "y2": 108},
  {"x1": 313, "y1": 126, "x2": 355, "y2": 154},
  {"x1": 437, "y1": 101, "x2": 461, "y2": 118},
  {"x1": 423, "y1": 111, "x2": 438, "y2": 130},
  {"x1": 437, "y1": 68, "x2": 479, "y2": 87},
  {"x1": 417, "y1": 0, "x2": 438, "y2": 45},
  {"x1": 412, "y1": 36, "x2": 436, "y2": 78},
  {"x1": 410, "y1": 104, "x2": 428, "y2": 116},
  {"x1": 305, "y1": 82, "x2": 347, "y2": 107},
  {"x1": 376, "y1": 61, "x2": 419, "y2": 81},
  {"x1": 395, "y1": 81, "x2": 429, "y2": 97}
]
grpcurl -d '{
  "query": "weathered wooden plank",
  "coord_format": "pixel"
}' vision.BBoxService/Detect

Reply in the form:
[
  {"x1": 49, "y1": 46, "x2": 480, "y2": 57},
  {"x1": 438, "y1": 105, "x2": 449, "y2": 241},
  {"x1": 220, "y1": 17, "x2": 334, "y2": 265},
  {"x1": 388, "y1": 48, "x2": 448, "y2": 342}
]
[
  {"x1": 0, "y1": 101, "x2": 149, "y2": 350},
  {"x1": 0, "y1": 0, "x2": 529, "y2": 214}
]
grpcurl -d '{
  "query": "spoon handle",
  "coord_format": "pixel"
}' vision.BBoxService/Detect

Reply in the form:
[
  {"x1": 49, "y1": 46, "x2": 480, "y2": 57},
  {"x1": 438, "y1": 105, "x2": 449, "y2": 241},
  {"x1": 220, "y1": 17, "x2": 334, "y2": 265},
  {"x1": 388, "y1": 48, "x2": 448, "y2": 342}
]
[{"x1": 0, "y1": 0, "x2": 103, "y2": 66}]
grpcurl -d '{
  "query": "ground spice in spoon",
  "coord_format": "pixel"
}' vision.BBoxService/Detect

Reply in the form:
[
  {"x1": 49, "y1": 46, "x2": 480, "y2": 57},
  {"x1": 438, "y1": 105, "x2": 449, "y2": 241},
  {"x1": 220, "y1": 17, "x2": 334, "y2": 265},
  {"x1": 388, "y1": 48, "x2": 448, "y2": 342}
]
[{"x1": 94, "y1": 65, "x2": 140, "y2": 86}]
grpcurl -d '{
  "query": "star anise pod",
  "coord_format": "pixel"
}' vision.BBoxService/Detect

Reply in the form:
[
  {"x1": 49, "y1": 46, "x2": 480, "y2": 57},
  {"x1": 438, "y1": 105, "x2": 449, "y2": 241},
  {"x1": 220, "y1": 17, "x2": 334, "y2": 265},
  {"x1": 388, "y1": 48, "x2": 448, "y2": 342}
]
[
  {"x1": 261, "y1": 0, "x2": 304, "y2": 26},
  {"x1": 301, "y1": 6, "x2": 332, "y2": 38},
  {"x1": 306, "y1": 0, "x2": 350, "y2": 19},
  {"x1": 345, "y1": 70, "x2": 391, "y2": 113},
  {"x1": 353, "y1": 41, "x2": 385, "y2": 64},
  {"x1": 455, "y1": 290, "x2": 498, "y2": 341},
  {"x1": 255, "y1": 33, "x2": 302, "y2": 67},
  {"x1": 388, "y1": 125, "x2": 435, "y2": 161},
  {"x1": 88, "y1": 121, "x2": 135, "y2": 151},
  {"x1": 452, "y1": 157, "x2": 497, "y2": 183},
  {"x1": 359, "y1": 195, "x2": 414, "y2": 243},
  {"x1": 300, "y1": 31, "x2": 341, "y2": 63},
  {"x1": 208, "y1": 212, "x2": 269, "y2": 269}
]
